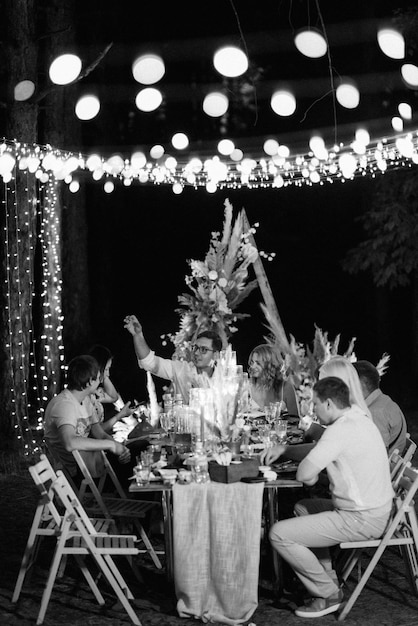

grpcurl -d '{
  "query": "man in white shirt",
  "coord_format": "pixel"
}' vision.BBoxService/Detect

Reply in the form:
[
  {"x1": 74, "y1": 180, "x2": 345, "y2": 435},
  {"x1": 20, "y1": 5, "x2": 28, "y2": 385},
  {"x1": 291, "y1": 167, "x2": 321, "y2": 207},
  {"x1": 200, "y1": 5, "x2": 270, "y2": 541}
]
[
  {"x1": 261, "y1": 376, "x2": 394, "y2": 618},
  {"x1": 44, "y1": 355, "x2": 130, "y2": 483},
  {"x1": 124, "y1": 314, "x2": 222, "y2": 404}
]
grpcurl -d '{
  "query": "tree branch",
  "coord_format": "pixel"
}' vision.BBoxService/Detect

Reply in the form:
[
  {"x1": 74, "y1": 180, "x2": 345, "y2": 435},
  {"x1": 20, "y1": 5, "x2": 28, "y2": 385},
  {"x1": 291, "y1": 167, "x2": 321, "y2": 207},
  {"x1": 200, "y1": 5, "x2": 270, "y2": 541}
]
[{"x1": 32, "y1": 42, "x2": 113, "y2": 104}]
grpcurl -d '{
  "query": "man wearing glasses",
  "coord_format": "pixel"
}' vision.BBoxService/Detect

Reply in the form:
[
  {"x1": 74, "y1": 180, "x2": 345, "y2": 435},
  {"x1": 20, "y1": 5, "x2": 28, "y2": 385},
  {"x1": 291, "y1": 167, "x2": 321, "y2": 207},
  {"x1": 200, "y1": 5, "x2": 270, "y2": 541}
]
[{"x1": 124, "y1": 314, "x2": 222, "y2": 404}]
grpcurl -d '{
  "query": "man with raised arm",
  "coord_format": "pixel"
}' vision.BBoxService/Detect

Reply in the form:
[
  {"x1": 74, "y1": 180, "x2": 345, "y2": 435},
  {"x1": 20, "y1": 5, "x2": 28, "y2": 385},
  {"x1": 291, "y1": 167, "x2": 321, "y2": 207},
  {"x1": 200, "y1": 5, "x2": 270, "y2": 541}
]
[
  {"x1": 124, "y1": 314, "x2": 222, "y2": 404},
  {"x1": 44, "y1": 355, "x2": 130, "y2": 484},
  {"x1": 260, "y1": 376, "x2": 393, "y2": 619}
]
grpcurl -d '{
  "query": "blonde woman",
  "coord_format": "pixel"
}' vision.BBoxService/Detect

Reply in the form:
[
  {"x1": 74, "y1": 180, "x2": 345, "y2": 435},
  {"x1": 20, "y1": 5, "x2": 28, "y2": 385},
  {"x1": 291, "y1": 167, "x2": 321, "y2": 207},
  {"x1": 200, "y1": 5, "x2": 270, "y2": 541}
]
[
  {"x1": 319, "y1": 355, "x2": 372, "y2": 419},
  {"x1": 248, "y1": 344, "x2": 299, "y2": 416}
]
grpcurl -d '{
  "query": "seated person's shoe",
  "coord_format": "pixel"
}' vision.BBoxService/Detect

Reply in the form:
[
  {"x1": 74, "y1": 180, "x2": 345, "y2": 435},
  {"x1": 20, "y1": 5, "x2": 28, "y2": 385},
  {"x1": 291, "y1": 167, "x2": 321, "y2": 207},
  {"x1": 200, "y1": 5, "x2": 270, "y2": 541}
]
[{"x1": 294, "y1": 589, "x2": 344, "y2": 618}]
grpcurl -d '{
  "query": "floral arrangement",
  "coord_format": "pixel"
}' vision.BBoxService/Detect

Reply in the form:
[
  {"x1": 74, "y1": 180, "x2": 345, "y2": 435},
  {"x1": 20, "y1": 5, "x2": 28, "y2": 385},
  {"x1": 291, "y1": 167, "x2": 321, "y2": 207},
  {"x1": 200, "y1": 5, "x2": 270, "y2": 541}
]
[
  {"x1": 162, "y1": 199, "x2": 268, "y2": 358},
  {"x1": 261, "y1": 308, "x2": 391, "y2": 415},
  {"x1": 285, "y1": 326, "x2": 357, "y2": 414}
]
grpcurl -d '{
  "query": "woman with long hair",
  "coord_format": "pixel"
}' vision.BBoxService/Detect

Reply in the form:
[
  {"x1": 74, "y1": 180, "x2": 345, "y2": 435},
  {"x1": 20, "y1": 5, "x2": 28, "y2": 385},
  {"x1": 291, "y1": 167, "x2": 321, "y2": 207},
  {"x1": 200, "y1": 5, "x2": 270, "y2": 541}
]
[
  {"x1": 319, "y1": 355, "x2": 372, "y2": 419},
  {"x1": 88, "y1": 344, "x2": 136, "y2": 432},
  {"x1": 248, "y1": 344, "x2": 299, "y2": 416}
]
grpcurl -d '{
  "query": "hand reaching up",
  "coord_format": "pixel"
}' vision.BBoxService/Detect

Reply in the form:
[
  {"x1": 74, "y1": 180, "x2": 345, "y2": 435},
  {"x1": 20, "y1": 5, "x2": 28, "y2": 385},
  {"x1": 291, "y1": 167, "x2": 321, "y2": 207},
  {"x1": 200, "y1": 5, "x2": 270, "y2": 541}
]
[{"x1": 124, "y1": 315, "x2": 142, "y2": 336}]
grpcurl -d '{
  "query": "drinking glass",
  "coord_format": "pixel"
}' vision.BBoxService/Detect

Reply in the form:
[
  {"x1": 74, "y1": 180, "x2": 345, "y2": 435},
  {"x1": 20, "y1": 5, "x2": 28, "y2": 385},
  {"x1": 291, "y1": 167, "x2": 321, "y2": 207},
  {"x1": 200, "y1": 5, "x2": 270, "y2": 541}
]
[
  {"x1": 275, "y1": 419, "x2": 288, "y2": 443},
  {"x1": 264, "y1": 404, "x2": 276, "y2": 426},
  {"x1": 138, "y1": 449, "x2": 153, "y2": 468},
  {"x1": 160, "y1": 412, "x2": 172, "y2": 434},
  {"x1": 134, "y1": 463, "x2": 150, "y2": 485}
]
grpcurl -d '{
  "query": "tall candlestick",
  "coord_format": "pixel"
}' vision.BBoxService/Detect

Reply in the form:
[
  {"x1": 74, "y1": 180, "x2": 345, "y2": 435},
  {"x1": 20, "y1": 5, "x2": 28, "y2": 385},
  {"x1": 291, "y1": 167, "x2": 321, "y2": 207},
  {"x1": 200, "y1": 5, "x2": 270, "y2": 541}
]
[{"x1": 200, "y1": 404, "x2": 205, "y2": 443}]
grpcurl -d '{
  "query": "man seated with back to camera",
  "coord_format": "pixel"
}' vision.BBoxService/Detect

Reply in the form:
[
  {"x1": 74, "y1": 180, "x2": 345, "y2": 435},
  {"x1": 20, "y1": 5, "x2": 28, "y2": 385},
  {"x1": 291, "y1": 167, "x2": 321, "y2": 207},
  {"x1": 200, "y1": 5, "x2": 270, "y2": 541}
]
[
  {"x1": 124, "y1": 314, "x2": 222, "y2": 405},
  {"x1": 260, "y1": 376, "x2": 394, "y2": 619},
  {"x1": 353, "y1": 359, "x2": 407, "y2": 456},
  {"x1": 44, "y1": 355, "x2": 131, "y2": 488}
]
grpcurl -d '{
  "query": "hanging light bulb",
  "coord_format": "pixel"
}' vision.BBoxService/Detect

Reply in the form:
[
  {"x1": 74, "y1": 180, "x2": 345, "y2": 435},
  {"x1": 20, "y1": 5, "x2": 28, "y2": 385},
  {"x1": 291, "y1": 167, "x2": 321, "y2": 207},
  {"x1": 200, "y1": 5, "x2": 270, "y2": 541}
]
[
  {"x1": 294, "y1": 28, "x2": 327, "y2": 58},
  {"x1": 271, "y1": 90, "x2": 296, "y2": 116},
  {"x1": 49, "y1": 53, "x2": 82, "y2": 85},
  {"x1": 377, "y1": 28, "x2": 405, "y2": 60},
  {"x1": 336, "y1": 81, "x2": 360, "y2": 109},
  {"x1": 135, "y1": 88, "x2": 163, "y2": 112},
  {"x1": 263, "y1": 139, "x2": 279, "y2": 156},
  {"x1": 132, "y1": 54, "x2": 165, "y2": 84},
  {"x1": 75, "y1": 95, "x2": 100, "y2": 120},
  {"x1": 213, "y1": 46, "x2": 248, "y2": 77},
  {"x1": 171, "y1": 133, "x2": 189, "y2": 150},
  {"x1": 14, "y1": 80, "x2": 35, "y2": 101},
  {"x1": 203, "y1": 92, "x2": 229, "y2": 117},
  {"x1": 401, "y1": 64, "x2": 418, "y2": 88},
  {"x1": 218, "y1": 139, "x2": 235, "y2": 156},
  {"x1": 398, "y1": 102, "x2": 412, "y2": 120}
]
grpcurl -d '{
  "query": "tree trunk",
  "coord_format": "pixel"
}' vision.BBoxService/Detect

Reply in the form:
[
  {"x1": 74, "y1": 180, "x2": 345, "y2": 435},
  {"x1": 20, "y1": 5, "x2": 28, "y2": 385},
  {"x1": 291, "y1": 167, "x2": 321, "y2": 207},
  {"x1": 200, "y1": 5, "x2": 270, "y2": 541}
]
[
  {"x1": 41, "y1": 0, "x2": 91, "y2": 360},
  {"x1": 0, "y1": 0, "x2": 38, "y2": 451}
]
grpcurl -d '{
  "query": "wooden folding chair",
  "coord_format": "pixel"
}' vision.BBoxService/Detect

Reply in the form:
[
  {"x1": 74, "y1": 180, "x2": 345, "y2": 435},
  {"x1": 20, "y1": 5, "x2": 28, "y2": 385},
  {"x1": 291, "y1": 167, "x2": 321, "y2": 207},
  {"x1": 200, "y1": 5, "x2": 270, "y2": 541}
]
[
  {"x1": 73, "y1": 449, "x2": 163, "y2": 569},
  {"x1": 12, "y1": 454, "x2": 114, "y2": 605},
  {"x1": 389, "y1": 449, "x2": 410, "y2": 486},
  {"x1": 14, "y1": 456, "x2": 143, "y2": 625},
  {"x1": 402, "y1": 433, "x2": 417, "y2": 464},
  {"x1": 337, "y1": 465, "x2": 418, "y2": 621}
]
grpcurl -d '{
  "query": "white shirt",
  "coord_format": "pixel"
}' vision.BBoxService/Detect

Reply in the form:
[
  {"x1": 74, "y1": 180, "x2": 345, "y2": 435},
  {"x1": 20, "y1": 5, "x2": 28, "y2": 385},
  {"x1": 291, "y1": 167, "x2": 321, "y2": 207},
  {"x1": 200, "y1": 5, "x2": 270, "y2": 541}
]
[{"x1": 306, "y1": 405, "x2": 394, "y2": 512}]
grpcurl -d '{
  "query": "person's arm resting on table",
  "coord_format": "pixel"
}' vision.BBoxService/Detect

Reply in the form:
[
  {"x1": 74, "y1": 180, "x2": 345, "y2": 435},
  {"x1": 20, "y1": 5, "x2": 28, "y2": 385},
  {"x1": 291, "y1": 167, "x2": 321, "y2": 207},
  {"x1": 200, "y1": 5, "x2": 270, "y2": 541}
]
[
  {"x1": 90, "y1": 421, "x2": 131, "y2": 463},
  {"x1": 58, "y1": 424, "x2": 126, "y2": 456},
  {"x1": 296, "y1": 457, "x2": 321, "y2": 486},
  {"x1": 260, "y1": 442, "x2": 315, "y2": 465}
]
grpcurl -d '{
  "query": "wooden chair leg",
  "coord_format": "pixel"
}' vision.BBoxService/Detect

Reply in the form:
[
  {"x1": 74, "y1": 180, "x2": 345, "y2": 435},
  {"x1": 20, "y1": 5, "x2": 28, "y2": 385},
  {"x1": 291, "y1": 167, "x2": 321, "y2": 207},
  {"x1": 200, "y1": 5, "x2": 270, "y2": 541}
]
[
  {"x1": 36, "y1": 539, "x2": 66, "y2": 625},
  {"x1": 133, "y1": 519, "x2": 163, "y2": 569},
  {"x1": 74, "y1": 554, "x2": 105, "y2": 605},
  {"x1": 93, "y1": 553, "x2": 142, "y2": 625},
  {"x1": 12, "y1": 505, "x2": 45, "y2": 603},
  {"x1": 338, "y1": 544, "x2": 389, "y2": 621}
]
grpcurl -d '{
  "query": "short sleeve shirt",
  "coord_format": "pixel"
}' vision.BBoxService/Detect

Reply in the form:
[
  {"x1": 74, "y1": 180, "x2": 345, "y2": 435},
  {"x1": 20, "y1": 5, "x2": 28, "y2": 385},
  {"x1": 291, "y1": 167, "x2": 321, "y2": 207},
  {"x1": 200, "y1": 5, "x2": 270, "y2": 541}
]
[
  {"x1": 306, "y1": 405, "x2": 394, "y2": 512},
  {"x1": 44, "y1": 389, "x2": 99, "y2": 476}
]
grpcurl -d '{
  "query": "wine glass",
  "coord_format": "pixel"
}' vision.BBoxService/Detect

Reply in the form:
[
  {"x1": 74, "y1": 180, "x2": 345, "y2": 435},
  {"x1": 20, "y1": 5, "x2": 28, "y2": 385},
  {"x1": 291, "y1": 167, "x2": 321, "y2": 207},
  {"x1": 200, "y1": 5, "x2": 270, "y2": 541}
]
[{"x1": 160, "y1": 411, "x2": 174, "y2": 440}]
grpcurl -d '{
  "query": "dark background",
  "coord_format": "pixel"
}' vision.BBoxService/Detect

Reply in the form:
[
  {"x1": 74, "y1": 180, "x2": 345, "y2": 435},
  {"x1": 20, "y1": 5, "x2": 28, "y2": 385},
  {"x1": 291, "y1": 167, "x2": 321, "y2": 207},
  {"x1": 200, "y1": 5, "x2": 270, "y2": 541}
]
[
  {"x1": 56, "y1": 0, "x2": 417, "y2": 407},
  {"x1": 83, "y1": 175, "x2": 412, "y2": 406}
]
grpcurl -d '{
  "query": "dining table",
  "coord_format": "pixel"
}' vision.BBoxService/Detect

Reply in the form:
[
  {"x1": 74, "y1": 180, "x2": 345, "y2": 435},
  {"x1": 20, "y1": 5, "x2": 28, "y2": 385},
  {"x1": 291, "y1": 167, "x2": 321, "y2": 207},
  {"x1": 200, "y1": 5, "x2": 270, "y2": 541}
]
[
  {"x1": 129, "y1": 472, "x2": 304, "y2": 620},
  {"x1": 127, "y1": 413, "x2": 307, "y2": 619}
]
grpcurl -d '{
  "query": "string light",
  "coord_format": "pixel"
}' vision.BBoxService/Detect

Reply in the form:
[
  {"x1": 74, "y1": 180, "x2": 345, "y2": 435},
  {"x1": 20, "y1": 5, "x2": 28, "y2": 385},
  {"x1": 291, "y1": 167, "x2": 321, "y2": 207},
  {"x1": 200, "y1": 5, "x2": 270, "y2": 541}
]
[
  {"x1": 1, "y1": 126, "x2": 418, "y2": 458},
  {"x1": 2, "y1": 167, "x2": 65, "y2": 457},
  {"x1": 1, "y1": 132, "x2": 418, "y2": 196}
]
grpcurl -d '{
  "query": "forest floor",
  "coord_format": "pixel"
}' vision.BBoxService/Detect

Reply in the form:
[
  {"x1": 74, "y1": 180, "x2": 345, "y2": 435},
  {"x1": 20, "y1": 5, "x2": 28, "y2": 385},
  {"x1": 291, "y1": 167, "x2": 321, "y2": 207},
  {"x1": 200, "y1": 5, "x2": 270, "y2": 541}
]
[{"x1": 0, "y1": 414, "x2": 418, "y2": 626}]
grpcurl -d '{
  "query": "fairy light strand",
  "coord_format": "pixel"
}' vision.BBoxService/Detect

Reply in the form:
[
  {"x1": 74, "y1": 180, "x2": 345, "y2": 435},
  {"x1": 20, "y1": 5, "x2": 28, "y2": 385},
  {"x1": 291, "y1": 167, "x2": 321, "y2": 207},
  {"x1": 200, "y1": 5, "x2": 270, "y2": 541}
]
[
  {"x1": 1, "y1": 132, "x2": 418, "y2": 195},
  {"x1": 1, "y1": 167, "x2": 65, "y2": 456}
]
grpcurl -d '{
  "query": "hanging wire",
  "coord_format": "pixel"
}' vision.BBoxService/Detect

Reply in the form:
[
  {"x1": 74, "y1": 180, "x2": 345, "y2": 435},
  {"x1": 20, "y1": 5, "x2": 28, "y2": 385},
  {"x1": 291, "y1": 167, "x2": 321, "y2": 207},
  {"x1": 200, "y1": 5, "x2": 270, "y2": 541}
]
[
  {"x1": 228, "y1": 0, "x2": 259, "y2": 126},
  {"x1": 315, "y1": 0, "x2": 338, "y2": 145}
]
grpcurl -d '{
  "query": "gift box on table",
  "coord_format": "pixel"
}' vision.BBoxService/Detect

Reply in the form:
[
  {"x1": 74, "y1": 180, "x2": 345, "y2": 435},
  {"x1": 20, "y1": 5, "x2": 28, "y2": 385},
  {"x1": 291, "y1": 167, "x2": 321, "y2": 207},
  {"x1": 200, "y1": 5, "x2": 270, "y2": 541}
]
[{"x1": 208, "y1": 458, "x2": 259, "y2": 483}]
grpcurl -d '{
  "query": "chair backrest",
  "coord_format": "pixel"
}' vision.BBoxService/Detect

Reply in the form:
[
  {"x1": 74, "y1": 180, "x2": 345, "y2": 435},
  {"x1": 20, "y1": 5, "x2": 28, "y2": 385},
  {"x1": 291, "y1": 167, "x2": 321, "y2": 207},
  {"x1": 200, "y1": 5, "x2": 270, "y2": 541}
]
[
  {"x1": 29, "y1": 454, "x2": 96, "y2": 534},
  {"x1": 43, "y1": 439, "x2": 80, "y2": 493},
  {"x1": 29, "y1": 454, "x2": 63, "y2": 528},
  {"x1": 98, "y1": 451, "x2": 127, "y2": 498},
  {"x1": 72, "y1": 449, "x2": 125, "y2": 519},
  {"x1": 389, "y1": 449, "x2": 411, "y2": 487},
  {"x1": 394, "y1": 464, "x2": 418, "y2": 502},
  {"x1": 402, "y1": 433, "x2": 417, "y2": 465},
  {"x1": 51, "y1": 470, "x2": 99, "y2": 538}
]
